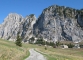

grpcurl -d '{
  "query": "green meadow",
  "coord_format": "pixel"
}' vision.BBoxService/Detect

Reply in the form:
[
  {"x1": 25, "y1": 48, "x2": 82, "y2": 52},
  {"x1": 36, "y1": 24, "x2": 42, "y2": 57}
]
[{"x1": 0, "y1": 39, "x2": 83, "y2": 60}]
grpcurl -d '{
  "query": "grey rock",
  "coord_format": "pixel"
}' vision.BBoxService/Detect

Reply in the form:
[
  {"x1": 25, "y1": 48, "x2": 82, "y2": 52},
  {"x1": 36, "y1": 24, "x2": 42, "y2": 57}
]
[
  {"x1": 0, "y1": 13, "x2": 23, "y2": 41},
  {"x1": 21, "y1": 14, "x2": 36, "y2": 42},
  {"x1": 33, "y1": 5, "x2": 83, "y2": 42},
  {"x1": 0, "y1": 13, "x2": 36, "y2": 42},
  {"x1": 0, "y1": 5, "x2": 83, "y2": 43}
]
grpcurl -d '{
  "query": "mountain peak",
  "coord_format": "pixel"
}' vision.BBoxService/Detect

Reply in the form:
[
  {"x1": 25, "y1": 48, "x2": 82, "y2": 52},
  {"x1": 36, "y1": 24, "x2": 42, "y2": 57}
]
[{"x1": 33, "y1": 5, "x2": 83, "y2": 42}]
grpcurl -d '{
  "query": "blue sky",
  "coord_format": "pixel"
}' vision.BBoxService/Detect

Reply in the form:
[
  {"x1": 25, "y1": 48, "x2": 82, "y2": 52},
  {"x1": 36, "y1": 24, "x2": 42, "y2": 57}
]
[{"x1": 0, "y1": 0, "x2": 83, "y2": 24}]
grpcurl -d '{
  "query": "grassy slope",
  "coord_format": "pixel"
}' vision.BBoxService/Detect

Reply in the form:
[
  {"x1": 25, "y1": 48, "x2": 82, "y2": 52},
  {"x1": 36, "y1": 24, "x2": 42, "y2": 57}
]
[
  {"x1": 0, "y1": 39, "x2": 83, "y2": 60},
  {"x1": 37, "y1": 46, "x2": 83, "y2": 60},
  {"x1": 0, "y1": 39, "x2": 30, "y2": 60}
]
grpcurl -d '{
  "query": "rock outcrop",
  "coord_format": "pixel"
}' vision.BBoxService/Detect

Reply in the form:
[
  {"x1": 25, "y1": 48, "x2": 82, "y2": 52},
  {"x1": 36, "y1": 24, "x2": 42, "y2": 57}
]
[
  {"x1": 33, "y1": 5, "x2": 83, "y2": 42},
  {"x1": 0, "y1": 5, "x2": 83, "y2": 42},
  {"x1": 21, "y1": 14, "x2": 36, "y2": 42},
  {"x1": 0, "y1": 13, "x2": 36, "y2": 41},
  {"x1": 0, "y1": 13, "x2": 23, "y2": 41}
]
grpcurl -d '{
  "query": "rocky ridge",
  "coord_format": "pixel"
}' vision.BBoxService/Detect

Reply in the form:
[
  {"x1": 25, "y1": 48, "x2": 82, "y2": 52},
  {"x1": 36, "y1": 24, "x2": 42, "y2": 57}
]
[
  {"x1": 0, "y1": 13, "x2": 36, "y2": 42},
  {"x1": 0, "y1": 5, "x2": 83, "y2": 42},
  {"x1": 33, "y1": 5, "x2": 83, "y2": 42}
]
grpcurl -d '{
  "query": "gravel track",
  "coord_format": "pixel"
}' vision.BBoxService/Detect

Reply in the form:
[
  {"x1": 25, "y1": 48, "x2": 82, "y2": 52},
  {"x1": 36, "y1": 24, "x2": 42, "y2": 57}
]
[{"x1": 25, "y1": 49, "x2": 46, "y2": 60}]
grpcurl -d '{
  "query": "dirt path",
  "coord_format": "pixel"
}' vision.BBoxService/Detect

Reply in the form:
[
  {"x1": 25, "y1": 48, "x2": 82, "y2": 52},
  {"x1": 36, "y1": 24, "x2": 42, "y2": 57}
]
[{"x1": 25, "y1": 49, "x2": 46, "y2": 60}]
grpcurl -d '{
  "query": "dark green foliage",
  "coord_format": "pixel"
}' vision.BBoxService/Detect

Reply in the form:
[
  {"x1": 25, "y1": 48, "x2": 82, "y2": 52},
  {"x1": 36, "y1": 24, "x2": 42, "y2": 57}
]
[
  {"x1": 35, "y1": 38, "x2": 56, "y2": 47},
  {"x1": 15, "y1": 35, "x2": 22, "y2": 47},
  {"x1": 45, "y1": 42, "x2": 56, "y2": 48},
  {"x1": 56, "y1": 5, "x2": 83, "y2": 18},
  {"x1": 29, "y1": 14, "x2": 34, "y2": 18},
  {"x1": 45, "y1": 46, "x2": 47, "y2": 50},
  {"x1": 30, "y1": 37, "x2": 34, "y2": 41},
  {"x1": 56, "y1": 41, "x2": 60, "y2": 47},
  {"x1": 44, "y1": 5, "x2": 83, "y2": 19},
  {"x1": 36, "y1": 38, "x2": 44, "y2": 44},
  {"x1": 36, "y1": 38, "x2": 55, "y2": 45},
  {"x1": 49, "y1": 42, "x2": 55, "y2": 46},
  {"x1": 80, "y1": 44, "x2": 83, "y2": 48},
  {"x1": 63, "y1": 8, "x2": 72, "y2": 17},
  {"x1": 67, "y1": 43, "x2": 74, "y2": 48},
  {"x1": 29, "y1": 37, "x2": 35, "y2": 44},
  {"x1": 49, "y1": 42, "x2": 56, "y2": 48},
  {"x1": 76, "y1": 10, "x2": 81, "y2": 14},
  {"x1": 54, "y1": 6, "x2": 64, "y2": 16},
  {"x1": 44, "y1": 8, "x2": 48, "y2": 11}
]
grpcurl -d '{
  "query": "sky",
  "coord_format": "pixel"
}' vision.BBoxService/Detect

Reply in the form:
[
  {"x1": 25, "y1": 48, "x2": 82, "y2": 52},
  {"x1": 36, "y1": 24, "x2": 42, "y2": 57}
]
[{"x1": 0, "y1": 0, "x2": 83, "y2": 24}]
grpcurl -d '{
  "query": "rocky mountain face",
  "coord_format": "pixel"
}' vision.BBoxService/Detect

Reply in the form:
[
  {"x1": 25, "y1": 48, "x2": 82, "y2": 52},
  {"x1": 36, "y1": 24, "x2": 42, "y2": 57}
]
[
  {"x1": 0, "y1": 13, "x2": 36, "y2": 41},
  {"x1": 0, "y1": 5, "x2": 83, "y2": 42},
  {"x1": 33, "y1": 5, "x2": 83, "y2": 42}
]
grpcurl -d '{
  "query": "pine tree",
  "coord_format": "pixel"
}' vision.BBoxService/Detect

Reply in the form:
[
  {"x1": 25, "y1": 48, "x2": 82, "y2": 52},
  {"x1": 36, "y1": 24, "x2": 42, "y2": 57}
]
[
  {"x1": 29, "y1": 37, "x2": 35, "y2": 44},
  {"x1": 15, "y1": 34, "x2": 22, "y2": 47}
]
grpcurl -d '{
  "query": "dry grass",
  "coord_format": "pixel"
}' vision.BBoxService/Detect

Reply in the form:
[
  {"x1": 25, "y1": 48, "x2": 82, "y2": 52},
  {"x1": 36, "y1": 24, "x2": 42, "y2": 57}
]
[
  {"x1": 0, "y1": 38, "x2": 83, "y2": 60},
  {"x1": 0, "y1": 39, "x2": 29, "y2": 60},
  {"x1": 36, "y1": 46, "x2": 83, "y2": 60}
]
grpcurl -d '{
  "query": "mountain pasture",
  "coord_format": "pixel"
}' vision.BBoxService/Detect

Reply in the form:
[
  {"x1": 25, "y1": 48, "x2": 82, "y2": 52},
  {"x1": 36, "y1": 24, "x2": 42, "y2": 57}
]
[{"x1": 0, "y1": 39, "x2": 83, "y2": 60}]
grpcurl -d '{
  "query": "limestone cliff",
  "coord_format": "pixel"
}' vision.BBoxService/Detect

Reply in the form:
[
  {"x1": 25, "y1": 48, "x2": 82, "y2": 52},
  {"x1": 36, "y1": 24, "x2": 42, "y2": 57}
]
[
  {"x1": 0, "y1": 5, "x2": 83, "y2": 43},
  {"x1": 33, "y1": 5, "x2": 83, "y2": 42},
  {"x1": 0, "y1": 13, "x2": 36, "y2": 41}
]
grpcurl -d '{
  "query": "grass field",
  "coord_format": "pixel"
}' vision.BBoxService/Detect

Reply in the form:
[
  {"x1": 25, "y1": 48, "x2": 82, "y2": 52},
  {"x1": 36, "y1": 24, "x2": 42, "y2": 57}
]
[
  {"x1": 0, "y1": 39, "x2": 83, "y2": 60},
  {"x1": 0, "y1": 39, "x2": 30, "y2": 60},
  {"x1": 36, "y1": 46, "x2": 83, "y2": 60}
]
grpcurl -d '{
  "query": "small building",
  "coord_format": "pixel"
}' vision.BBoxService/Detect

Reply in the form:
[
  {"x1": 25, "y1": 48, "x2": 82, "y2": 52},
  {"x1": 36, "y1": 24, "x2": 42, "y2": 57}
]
[{"x1": 61, "y1": 45, "x2": 68, "y2": 48}]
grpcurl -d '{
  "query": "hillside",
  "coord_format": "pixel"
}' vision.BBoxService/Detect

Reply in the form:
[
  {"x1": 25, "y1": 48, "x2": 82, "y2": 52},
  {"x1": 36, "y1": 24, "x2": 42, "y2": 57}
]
[{"x1": 0, "y1": 38, "x2": 30, "y2": 60}]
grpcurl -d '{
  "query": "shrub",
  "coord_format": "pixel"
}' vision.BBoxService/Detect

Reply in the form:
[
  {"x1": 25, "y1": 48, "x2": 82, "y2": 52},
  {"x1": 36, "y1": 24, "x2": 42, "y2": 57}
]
[
  {"x1": 45, "y1": 42, "x2": 56, "y2": 48},
  {"x1": 56, "y1": 41, "x2": 60, "y2": 47},
  {"x1": 29, "y1": 14, "x2": 34, "y2": 17},
  {"x1": 67, "y1": 43, "x2": 74, "y2": 48},
  {"x1": 29, "y1": 37, "x2": 35, "y2": 44},
  {"x1": 35, "y1": 38, "x2": 44, "y2": 45},
  {"x1": 15, "y1": 34, "x2": 22, "y2": 47},
  {"x1": 49, "y1": 42, "x2": 55, "y2": 47},
  {"x1": 45, "y1": 46, "x2": 47, "y2": 50}
]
